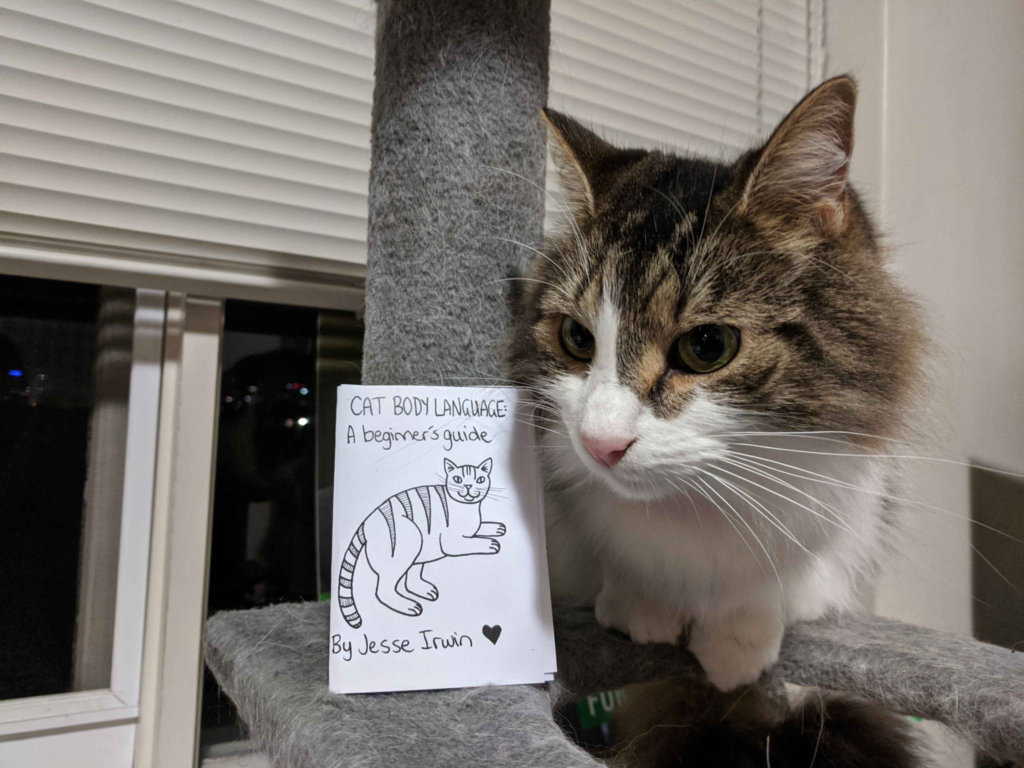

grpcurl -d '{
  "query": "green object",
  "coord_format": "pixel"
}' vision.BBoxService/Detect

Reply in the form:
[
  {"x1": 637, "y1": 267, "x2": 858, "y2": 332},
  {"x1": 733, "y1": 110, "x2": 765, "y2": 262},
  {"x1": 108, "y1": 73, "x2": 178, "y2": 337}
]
[
  {"x1": 319, "y1": 591, "x2": 331, "y2": 603},
  {"x1": 575, "y1": 689, "x2": 626, "y2": 730}
]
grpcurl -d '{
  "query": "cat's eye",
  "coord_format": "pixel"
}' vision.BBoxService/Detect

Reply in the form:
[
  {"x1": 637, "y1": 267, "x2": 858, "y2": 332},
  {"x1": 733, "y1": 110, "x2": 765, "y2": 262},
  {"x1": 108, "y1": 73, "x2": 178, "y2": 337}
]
[
  {"x1": 673, "y1": 324, "x2": 740, "y2": 374},
  {"x1": 559, "y1": 316, "x2": 595, "y2": 361},
  {"x1": 476, "y1": 477, "x2": 485, "y2": 484},
  {"x1": 453, "y1": 475, "x2": 462, "y2": 483}
]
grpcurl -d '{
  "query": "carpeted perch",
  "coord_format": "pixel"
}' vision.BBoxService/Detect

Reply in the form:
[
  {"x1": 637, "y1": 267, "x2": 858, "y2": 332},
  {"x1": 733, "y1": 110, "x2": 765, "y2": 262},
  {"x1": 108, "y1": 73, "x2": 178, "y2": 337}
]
[
  {"x1": 204, "y1": 0, "x2": 1024, "y2": 765},
  {"x1": 205, "y1": 603, "x2": 1024, "y2": 766}
]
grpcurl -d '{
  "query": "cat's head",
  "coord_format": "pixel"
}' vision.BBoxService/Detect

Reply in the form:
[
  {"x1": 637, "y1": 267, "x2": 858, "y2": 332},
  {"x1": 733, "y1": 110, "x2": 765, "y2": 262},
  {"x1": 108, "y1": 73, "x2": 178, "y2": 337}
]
[
  {"x1": 443, "y1": 458, "x2": 493, "y2": 504},
  {"x1": 511, "y1": 77, "x2": 923, "y2": 501}
]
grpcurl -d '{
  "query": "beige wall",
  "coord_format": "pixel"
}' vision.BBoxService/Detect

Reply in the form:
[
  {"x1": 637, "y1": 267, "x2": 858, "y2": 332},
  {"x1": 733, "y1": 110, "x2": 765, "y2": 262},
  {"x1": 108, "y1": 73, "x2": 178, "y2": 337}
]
[{"x1": 829, "y1": 1, "x2": 1024, "y2": 764}]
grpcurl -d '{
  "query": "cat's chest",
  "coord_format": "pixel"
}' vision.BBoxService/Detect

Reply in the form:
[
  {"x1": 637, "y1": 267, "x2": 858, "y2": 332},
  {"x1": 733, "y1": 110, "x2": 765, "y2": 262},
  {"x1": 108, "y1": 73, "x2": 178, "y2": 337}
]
[{"x1": 579, "y1": 492, "x2": 766, "y2": 572}]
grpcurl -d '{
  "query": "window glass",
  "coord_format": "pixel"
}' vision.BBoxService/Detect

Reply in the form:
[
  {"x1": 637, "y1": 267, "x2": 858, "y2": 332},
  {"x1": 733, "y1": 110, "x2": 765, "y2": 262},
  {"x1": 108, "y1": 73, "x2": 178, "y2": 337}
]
[
  {"x1": 201, "y1": 299, "x2": 363, "y2": 755},
  {"x1": 0, "y1": 275, "x2": 133, "y2": 700}
]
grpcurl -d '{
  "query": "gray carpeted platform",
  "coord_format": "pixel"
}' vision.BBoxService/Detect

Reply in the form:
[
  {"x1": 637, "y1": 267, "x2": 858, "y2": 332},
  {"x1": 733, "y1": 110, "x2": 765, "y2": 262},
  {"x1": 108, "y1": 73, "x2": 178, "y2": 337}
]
[{"x1": 205, "y1": 602, "x2": 1024, "y2": 767}]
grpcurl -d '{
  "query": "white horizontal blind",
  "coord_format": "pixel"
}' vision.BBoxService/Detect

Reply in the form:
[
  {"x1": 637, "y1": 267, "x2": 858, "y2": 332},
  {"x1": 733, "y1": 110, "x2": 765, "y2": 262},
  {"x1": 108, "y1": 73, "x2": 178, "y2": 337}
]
[
  {"x1": 546, "y1": 0, "x2": 825, "y2": 228},
  {"x1": 0, "y1": 0, "x2": 376, "y2": 297},
  {"x1": 0, "y1": 0, "x2": 823, "y2": 299}
]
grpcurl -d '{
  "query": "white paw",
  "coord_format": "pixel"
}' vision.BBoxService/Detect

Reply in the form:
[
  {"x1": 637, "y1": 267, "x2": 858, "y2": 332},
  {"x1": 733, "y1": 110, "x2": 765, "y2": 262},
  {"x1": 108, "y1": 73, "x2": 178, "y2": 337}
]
[
  {"x1": 487, "y1": 539, "x2": 500, "y2": 554},
  {"x1": 595, "y1": 590, "x2": 684, "y2": 645},
  {"x1": 688, "y1": 614, "x2": 784, "y2": 692}
]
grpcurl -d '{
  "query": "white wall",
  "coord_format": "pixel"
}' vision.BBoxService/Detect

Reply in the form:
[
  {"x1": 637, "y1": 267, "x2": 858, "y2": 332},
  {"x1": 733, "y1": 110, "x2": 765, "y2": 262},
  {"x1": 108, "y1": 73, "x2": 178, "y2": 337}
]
[
  {"x1": 829, "y1": 1, "x2": 1024, "y2": 764},
  {"x1": 876, "y1": 0, "x2": 1024, "y2": 632}
]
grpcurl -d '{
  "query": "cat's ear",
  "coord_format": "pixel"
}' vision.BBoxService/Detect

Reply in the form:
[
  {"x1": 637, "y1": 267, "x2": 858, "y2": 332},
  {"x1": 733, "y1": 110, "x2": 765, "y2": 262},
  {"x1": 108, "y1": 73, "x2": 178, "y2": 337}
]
[
  {"x1": 444, "y1": 458, "x2": 456, "y2": 475},
  {"x1": 542, "y1": 108, "x2": 618, "y2": 219},
  {"x1": 740, "y1": 76, "x2": 857, "y2": 235},
  {"x1": 477, "y1": 458, "x2": 493, "y2": 476}
]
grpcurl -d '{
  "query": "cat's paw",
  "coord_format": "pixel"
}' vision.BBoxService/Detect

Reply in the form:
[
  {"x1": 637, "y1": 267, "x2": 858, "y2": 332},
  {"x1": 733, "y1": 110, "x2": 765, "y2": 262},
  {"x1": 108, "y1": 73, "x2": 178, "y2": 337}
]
[
  {"x1": 493, "y1": 523, "x2": 506, "y2": 537},
  {"x1": 389, "y1": 601, "x2": 422, "y2": 617},
  {"x1": 486, "y1": 539, "x2": 500, "y2": 554},
  {"x1": 595, "y1": 589, "x2": 684, "y2": 645},
  {"x1": 688, "y1": 612, "x2": 784, "y2": 692},
  {"x1": 405, "y1": 579, "x2": 439, "y2": 601},
  {"x1": 378, "y1": 592, "x2": 423, "y2": 617}
]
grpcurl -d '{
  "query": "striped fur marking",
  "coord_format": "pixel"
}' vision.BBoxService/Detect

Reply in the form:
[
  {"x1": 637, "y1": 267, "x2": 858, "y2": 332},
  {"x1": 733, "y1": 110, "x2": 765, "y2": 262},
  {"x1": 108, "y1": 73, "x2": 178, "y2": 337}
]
[
  {"x1": 379, "y1": 501, "x2": 397, "y2": 554},
  {"x1": 338, "y1": 522, "x2": 366, "y2": 628},
  {"x1": 416, "y1": 486, "x2": 432, "y2": 532},
  {"x1": 396, "y1": 490, "x2": 413, "y2": 520}
]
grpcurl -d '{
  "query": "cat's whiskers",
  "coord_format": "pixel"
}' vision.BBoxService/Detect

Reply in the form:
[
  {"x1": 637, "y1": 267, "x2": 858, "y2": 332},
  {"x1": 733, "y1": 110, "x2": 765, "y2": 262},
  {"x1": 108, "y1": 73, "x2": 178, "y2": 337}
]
[
  {"x1": 699, "y1": 468, "x2": 812, "y2": 559},
  {"x1": 662, "y1": 475, "x2": 704, "y2": 529},
  {"x1": 486, "y1": 235, "x2": 578, "y2": 286},
  {"x1": 483, "y1": 164, "x2": 593, "y2": 267},
  {"x1": 486, "y1": 275, "x2": 569, "y2": 298},
  {"x1": 727, "y1": 450, "x2": 1024, "y2": 546},
  {"x1": 699, "y1": 473, "x2": 789, "y2": 608},
  {"x1": 720, "y1": 456, "x2": 1010, "y2": 604},
  {"x1": 511, "y1": 417, "x2": 568, "y2": 440},
  {"x1": 725, "y1": 453, "x2": 1022, "y2": 594},
  {"x1": 712, "y1": 429, "x2": 908, "y2": 445},
  {"x1": 693, "y1": 476, "x2": 776, "y2": 588},
  {"x1": 710, "y1": 462, "x2": 860, "y2": 541},
  {"x1": 723, "y1": 443, "x2": 1024, "y2": 479},
  {"x1": 694, "y1": 159, "x2": 721, "y2": 256}
]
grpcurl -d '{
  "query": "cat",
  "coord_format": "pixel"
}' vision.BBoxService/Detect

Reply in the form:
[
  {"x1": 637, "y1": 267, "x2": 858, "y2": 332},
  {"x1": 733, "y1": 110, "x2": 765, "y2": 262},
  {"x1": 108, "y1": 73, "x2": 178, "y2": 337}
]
[
  {"x1": 338, "y1": 457, "x2": 505, "y2": 628},
  {"x1": 510, "y1": 76, "x2": 923, "y2": 693}
]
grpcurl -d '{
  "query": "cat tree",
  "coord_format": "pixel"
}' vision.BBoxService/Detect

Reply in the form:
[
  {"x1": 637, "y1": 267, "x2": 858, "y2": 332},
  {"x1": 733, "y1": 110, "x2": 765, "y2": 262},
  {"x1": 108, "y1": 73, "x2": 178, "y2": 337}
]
[{"x1": 204, "y1": 1, "x2": 1024, "y2": 765}]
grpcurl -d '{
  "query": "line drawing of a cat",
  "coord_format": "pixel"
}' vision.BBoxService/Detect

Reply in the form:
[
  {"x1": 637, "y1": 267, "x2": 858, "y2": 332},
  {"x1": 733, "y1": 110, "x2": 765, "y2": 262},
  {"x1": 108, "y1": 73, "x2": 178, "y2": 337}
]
[{"x1": 338, "y1": 457, "x2": 504, "y2": 628}]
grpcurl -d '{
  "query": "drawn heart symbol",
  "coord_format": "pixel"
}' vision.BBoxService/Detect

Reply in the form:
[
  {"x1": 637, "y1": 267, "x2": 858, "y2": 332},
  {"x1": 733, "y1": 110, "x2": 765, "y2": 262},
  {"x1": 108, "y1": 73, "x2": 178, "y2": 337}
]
[{"x1": 482, "y1": 625, "x2": 502, "y2": 645}]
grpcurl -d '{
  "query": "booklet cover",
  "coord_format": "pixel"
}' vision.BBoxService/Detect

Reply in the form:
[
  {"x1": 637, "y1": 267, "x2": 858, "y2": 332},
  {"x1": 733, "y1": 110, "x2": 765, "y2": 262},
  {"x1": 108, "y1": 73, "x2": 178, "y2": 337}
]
[{"x1": 329, "y1": 385, "x2": 556, "y2": 694}]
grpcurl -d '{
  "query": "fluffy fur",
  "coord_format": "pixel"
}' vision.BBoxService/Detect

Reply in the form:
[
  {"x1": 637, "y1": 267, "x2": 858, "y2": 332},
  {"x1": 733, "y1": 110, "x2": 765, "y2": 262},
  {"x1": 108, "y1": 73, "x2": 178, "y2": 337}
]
[
  {"x1": 609, "y1": 681, "x2": 924, "y2": 768},
  {"x1": 511, "y1": 76, "x2": 925, "y2": 693}
]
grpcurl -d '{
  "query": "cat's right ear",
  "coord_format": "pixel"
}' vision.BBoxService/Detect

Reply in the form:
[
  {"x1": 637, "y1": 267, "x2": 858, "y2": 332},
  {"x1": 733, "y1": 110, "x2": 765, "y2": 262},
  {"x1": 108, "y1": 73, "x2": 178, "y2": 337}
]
[
  {"x1": 444, "y1": 458, "x2": 456, "y2": 474},
  {"x1": 542, "y1": 108, "x2": 617, "y2": 219},
  {"x1": 739, "y1": 76, "x2": 857, "y2": 235}
]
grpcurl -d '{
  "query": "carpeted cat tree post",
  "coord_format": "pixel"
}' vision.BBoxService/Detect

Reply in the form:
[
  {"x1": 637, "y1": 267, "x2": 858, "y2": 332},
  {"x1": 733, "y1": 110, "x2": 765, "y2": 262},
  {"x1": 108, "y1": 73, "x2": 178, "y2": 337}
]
[{"x1": 204, "y1": 2, "x2": 1024, "y2": 765}]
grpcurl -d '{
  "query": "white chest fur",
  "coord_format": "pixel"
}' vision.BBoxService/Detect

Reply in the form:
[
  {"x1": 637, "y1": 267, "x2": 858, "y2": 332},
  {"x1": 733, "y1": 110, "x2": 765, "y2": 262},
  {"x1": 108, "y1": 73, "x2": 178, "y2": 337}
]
[{"x1": 544, "y1": 439, "x2": 889, "y2": 628}]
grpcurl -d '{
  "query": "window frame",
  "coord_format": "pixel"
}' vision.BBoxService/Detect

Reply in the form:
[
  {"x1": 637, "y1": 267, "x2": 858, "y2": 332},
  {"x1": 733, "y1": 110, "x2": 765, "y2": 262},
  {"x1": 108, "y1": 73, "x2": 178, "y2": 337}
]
[{"x1": 0, "y1": 288, "x2": 165, "y2": 738}]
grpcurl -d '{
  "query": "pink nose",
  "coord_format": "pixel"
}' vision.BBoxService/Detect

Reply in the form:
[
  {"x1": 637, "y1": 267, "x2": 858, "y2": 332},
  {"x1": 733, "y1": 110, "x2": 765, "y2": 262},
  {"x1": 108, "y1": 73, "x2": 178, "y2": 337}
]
[{"x1": 581, "y1": 436, "x2": 634, "y2": 468}]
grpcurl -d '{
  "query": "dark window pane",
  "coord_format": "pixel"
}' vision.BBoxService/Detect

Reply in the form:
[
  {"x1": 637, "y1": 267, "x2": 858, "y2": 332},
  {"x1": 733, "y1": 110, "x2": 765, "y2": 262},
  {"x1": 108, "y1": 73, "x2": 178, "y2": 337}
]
[
  {"x1": 202, "y1": 299, "x2": 363, "y2": 754},
  {"x1": 0, "y1": 275, "x2": 131, "y2": 700},
  {"x1": 315, "y1": 310, "x2": 364, "y2": 596}
]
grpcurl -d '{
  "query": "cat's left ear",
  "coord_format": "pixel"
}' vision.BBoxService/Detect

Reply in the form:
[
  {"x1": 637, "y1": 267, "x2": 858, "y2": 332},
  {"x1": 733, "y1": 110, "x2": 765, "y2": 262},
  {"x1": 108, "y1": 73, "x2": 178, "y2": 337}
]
[
  {"x1": 740, "y1": 76, "x2": 857, "y2": 235},
  {"x1": 444, "y1": 458, "x2": 457, "y2": 474},
  {"x1": 477, "y1": 458, "x2": 493, "y2": 476}
]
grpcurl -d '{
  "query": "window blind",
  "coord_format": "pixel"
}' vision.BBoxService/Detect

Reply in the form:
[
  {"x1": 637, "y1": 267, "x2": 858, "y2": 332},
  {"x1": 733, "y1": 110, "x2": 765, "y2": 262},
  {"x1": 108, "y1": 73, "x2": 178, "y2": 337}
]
[
  {"x1": 545, "y1": 0, "x2": 825, "y2": 227},
  {"x1": 0, "y1": 0, "x2": 375, "y2": 302},
  {"x1": 0, "y1": 0, "x2": 824, "y2": 302}
]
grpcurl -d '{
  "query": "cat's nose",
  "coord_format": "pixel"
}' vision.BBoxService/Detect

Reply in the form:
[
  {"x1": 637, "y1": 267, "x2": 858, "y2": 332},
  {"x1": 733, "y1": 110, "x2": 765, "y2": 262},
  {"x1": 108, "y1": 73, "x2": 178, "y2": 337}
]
[{"x1": 581, "y1": 436, "x2": 634, "y2": 468}]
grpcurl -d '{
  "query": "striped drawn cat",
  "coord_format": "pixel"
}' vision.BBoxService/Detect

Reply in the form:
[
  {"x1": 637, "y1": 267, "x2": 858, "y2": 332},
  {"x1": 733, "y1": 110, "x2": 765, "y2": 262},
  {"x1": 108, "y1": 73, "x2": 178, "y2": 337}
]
[{"x1": 338, "y1": 458, "x2": 504, "y2": 628}]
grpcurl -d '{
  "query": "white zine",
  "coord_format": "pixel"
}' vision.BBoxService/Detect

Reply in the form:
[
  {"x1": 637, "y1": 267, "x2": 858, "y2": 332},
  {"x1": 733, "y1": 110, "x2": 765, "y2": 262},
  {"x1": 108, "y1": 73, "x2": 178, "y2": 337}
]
[{"x1": 329, "y1": 385, "x2": 557, "y2": 694}]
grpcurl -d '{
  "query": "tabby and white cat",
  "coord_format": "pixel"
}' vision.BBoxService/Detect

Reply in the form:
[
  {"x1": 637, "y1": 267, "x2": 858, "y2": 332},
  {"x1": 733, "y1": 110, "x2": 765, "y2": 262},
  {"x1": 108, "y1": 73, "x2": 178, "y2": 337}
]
[
  {"x1": 511, "y1": 76, "x2": 922, "y2": 692},
  {"x1": 338, "y1": 458, "x2": 504, "y2": 628}
]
